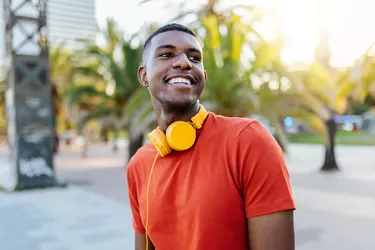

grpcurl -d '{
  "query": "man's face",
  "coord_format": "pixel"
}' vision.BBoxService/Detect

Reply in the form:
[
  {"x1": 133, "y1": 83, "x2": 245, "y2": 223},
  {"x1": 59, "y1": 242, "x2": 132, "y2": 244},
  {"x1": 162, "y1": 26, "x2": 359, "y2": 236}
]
[{"x1": 138, "y1": 30, "x2": 207, "y2": 110}]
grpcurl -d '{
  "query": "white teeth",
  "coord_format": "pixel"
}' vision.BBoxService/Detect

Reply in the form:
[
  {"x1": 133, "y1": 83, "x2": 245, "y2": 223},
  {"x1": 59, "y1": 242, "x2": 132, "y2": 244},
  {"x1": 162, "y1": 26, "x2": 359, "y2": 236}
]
[{"x1": 168, "y1": 77, "x2": 191, "y2": 85}]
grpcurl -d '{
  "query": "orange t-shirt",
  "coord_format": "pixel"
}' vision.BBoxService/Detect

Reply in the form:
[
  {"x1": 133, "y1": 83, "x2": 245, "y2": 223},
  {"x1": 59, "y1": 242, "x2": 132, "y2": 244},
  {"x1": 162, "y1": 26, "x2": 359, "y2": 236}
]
[{"x1": 126, "y1": 112, "x2": 296, "y2": 250}]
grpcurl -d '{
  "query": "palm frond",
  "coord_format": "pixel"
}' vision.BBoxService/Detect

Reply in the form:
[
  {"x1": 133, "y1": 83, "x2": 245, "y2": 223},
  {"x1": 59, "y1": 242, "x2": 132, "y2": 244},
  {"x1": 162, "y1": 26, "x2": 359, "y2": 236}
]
[
  {"x1": 86, "y1": 45, "x2": 122, "y2": 75},
  {"x1": 128, "y1": 101, "x2": 155, "y2": 137},
  {"x1": 122, "y1": 42, "x2": 142, "y2": 91},
  {"x1": 73, "y1": 65, "x2": 104, "y2": 80},
  {"x1": 123, "y1": 87, "x2": 151, "y2": 121},
  {"x1": 65, "y1": 85, "x2": 109, "y2": 107},
  {"x1": 78, "y1": 107, "x2": 120, "y2": 132}
]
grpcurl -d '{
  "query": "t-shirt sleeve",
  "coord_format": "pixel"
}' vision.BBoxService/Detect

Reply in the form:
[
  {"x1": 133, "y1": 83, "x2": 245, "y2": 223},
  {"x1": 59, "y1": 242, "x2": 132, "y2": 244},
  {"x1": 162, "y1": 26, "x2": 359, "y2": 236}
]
[
  {"x1": 126, "y1": 162, "x2": 146, "y2": 234},
  {"x1": 237, "y1": 120, "x2": 296, "y2": 218}
]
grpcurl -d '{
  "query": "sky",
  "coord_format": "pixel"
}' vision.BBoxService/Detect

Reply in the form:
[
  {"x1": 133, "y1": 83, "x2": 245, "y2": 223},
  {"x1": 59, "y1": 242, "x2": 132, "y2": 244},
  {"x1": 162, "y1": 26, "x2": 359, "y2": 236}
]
[{"x1": 95, "y1": 0, "x2": 375, "y2": 68}]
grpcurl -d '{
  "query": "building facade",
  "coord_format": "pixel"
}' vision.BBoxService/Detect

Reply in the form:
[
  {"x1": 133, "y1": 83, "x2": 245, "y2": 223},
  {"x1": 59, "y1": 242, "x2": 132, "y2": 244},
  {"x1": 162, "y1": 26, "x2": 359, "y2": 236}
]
[
  {"x1": 47, "y1": 0, "x2": 98, "y2": 50},
  {"x1": 0, "y1": 0, "x2": 98, "y2": 77}
]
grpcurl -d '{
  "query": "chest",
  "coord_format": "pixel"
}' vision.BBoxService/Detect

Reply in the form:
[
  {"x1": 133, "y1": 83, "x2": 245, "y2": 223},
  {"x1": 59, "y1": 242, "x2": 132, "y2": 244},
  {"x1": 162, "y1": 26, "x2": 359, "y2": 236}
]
[{"x1": 139, "y1": 148, "x2": 245, "y2": 231}]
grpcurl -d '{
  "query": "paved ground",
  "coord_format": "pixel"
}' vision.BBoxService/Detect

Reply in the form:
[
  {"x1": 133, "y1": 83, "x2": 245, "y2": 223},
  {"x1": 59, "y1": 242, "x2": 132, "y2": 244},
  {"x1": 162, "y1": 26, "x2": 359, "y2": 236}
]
[
  {"x1": 283, "y1": 144, "x2": 375, "y2": 249},
  {"x1": 0, "y1": 142, "x2": 375, "y2": 249},
  {"x1": 0, "y1": 186, "x2": 134, "y2": 250}
]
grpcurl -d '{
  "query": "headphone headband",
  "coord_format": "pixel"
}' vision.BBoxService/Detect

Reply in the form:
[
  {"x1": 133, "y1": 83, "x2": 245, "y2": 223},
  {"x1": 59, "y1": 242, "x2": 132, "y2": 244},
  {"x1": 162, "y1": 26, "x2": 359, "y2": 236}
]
[{"x1": 191, "y1": 105, "x2": 208, "y2": 129}]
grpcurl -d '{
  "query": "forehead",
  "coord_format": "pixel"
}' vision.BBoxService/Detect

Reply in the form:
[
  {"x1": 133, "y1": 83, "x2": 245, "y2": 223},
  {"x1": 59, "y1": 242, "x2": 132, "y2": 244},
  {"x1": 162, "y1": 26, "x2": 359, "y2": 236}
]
[{"x1": 150, "y1": 30, "x2": 202, "y2": 51}]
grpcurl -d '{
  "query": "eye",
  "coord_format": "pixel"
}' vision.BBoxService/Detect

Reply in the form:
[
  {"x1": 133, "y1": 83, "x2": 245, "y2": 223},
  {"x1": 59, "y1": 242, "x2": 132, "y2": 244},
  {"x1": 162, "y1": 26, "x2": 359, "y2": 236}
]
[
  {"x1": 159, "y1": 52, "x2": 173, "y2": 58},
  {"x1": 188, "y1": 55, "x2": 201, "y2": 62}
]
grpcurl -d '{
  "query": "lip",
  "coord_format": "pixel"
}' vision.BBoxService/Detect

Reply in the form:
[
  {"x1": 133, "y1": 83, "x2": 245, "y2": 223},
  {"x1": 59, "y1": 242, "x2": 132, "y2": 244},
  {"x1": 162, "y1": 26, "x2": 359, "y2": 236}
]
[{"x1": 165, "y1": 74, "x2": 196, "y2": 85}]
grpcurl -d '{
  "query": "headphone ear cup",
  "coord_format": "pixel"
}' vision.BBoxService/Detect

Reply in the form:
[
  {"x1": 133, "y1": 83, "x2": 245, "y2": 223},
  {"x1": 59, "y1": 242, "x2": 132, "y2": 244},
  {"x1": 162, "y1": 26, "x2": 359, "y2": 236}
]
[
  {"x1": 166, "y1": 121, "x2": 196, "y2": 151},
  {"x1": 148, "y1": 105, "x2": 208, "y2": 156},
  {"x1": 148, "y1": 128, "x2": 173, "y2": 157}
]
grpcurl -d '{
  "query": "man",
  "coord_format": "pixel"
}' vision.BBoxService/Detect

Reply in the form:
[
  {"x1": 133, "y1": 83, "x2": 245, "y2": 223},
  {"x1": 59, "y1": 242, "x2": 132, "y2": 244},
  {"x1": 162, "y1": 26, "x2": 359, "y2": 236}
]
[{"x1": 127, "y1": 23, "x2": 296, "y2": 250}]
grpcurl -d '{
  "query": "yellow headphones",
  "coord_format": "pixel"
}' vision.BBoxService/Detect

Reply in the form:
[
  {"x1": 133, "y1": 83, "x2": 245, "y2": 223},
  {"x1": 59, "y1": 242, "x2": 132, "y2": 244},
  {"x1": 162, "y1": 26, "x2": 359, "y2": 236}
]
[{"x1": 148, "y1": 105, "x2": 208, "y2": 157}]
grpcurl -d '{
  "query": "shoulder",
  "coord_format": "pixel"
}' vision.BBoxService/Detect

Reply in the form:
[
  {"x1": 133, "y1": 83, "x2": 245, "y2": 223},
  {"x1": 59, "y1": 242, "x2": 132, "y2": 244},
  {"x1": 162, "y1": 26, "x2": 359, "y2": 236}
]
[
  {"x1": 208, "y1": 112, "x2": 271, "y2": 140},
  {"x1": 126, "y1": 142, "x2": 156, "y2": 174},
  {"x1": 237, "y1": 118, "x2": 276, "y2": 144},
  {"x1": 236, "y1": 118, "x2": 283, "y2": 156},
  {"x1": 207, "y1": 113, "x2": 282, "y2": 158}
]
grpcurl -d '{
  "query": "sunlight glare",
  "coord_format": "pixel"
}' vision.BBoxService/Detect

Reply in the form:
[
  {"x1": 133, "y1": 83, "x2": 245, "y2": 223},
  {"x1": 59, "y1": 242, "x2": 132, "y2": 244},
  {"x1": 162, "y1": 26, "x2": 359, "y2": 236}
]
[
  {"x1": 277, "y1": 0, "x2": 318, "y2": 66},
  {"x1": 105, "y1": 80, "x2": 115, "y2": 96}
]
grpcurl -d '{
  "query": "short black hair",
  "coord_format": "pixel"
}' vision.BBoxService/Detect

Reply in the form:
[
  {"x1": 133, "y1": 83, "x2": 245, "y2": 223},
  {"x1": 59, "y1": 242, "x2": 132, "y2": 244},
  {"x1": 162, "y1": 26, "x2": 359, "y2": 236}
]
[{"x1": 142, "y1": 23, "x2": 199, "y2": 64}]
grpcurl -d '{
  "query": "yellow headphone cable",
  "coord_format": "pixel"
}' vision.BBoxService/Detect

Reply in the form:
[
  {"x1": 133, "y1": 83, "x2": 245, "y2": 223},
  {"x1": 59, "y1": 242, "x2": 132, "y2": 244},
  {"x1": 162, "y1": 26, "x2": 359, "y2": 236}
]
[{"x1": 145, "y1": 152, "x2": 159, "y2": 250}]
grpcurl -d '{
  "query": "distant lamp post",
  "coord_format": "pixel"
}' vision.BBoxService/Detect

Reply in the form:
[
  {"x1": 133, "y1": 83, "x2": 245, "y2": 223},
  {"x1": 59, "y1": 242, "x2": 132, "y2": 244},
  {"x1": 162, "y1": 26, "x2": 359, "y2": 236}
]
[{"x1": 1, "y1": 0, "x2": 59, "y2": 191}]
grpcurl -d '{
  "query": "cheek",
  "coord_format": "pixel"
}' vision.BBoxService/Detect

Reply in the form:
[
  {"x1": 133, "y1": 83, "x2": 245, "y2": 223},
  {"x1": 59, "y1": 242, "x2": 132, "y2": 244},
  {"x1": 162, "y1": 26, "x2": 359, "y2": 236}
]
[
  {"x1": 146, "y1": 71, "x2": 160, "y2": 86},
  {"x1": 195, "y1": 66, "x2": 206, "y2": 79},
  {"x1": 148, "y1": 64, "x2": 167, "y2": 82}
]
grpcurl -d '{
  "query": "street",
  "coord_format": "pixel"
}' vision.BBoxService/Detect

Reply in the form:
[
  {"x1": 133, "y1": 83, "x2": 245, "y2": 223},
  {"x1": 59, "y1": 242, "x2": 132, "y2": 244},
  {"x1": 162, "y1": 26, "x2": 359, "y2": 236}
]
[{"x1": 1, "y1": 142, "x2": 375, "y2": 249}]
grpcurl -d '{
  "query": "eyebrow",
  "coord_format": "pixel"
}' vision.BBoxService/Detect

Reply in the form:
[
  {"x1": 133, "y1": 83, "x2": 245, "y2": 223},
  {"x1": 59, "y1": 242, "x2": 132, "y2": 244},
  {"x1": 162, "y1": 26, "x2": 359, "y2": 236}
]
[
  {"x1": 155, "y1": 44, "x2": 202, "y2": 54},
  {"x1": 155, "y1": 44, "x2": 176, "y2": 51}
]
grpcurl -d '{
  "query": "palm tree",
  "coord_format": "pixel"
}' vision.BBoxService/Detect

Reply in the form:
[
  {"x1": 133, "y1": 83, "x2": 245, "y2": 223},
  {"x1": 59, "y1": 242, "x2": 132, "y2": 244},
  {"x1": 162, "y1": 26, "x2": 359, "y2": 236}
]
[
  {"x1": 294, "y1": 0, "x2": 349, "y2": 171},
  {"x1": 66, "y1": 19, "x2": 152, "y2": 162},
  {"x1": 235, "y1": 37, "x2": 371, "y2": 171},
  {"x1": 285, "y1": 63, "x2": 356, "y2": 171}
]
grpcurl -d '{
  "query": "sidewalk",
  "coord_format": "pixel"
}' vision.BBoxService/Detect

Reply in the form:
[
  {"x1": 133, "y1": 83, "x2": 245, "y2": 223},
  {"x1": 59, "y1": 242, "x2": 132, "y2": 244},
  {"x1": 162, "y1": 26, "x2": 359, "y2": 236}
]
[
  {"x1": 1, "y1": 180, "x2": 374, "y2": 250},
  {"x1": 0, "y1": 186, "x2": 134, "y2": 250},
  {"x1": 1, "y1": 143, "x2": 375, "y2": 249}
]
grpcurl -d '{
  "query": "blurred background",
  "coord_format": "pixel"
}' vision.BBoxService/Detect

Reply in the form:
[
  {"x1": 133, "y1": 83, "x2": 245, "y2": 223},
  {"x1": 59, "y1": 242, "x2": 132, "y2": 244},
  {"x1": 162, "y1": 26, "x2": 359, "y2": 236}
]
[{"x1": 0, "y1": 0, "x2": 374, "y2": 249}]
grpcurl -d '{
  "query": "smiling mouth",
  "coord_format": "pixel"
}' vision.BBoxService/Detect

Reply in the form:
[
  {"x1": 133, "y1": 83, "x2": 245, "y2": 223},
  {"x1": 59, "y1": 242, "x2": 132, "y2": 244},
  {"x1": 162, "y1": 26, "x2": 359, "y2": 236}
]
[{"x1": 166, "y1": 77, "x2": 194, "y2": 85}]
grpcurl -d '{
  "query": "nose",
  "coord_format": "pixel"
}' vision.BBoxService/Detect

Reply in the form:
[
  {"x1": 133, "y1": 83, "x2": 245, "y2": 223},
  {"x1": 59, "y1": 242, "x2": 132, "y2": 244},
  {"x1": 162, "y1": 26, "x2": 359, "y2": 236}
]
[{"x1": 172, "y1": 53, "x2": 192, "y2": 70}]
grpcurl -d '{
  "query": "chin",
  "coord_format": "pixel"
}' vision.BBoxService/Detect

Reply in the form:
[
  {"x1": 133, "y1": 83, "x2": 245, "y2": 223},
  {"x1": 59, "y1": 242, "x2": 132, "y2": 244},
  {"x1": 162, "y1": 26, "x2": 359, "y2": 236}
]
[{"x1": 163, "y1": 99, "x2": 197, "y2": 111}]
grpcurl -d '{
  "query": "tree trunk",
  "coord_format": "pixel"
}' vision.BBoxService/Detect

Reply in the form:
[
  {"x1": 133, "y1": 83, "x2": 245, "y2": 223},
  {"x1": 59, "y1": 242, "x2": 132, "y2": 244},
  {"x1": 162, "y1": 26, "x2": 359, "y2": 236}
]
[
  {"x1": 112, "y1": 129, "x2": 119, "y2": 153},
  {"x1": 127, "y1": 133, "x2": 144, "y2": 164},
  {"x1": 321, "y1": 119, "x2": 339, "y2": 171},
  {"x1": 102, "y1": 128, "x2": 109, "y2": 144},
  {"x1": 112, "y1": 141, "x2": 118, "y2": 153},
  {"x1": 273, "y1": 117, "x2": 289, "y2": 153},
  {"x1": 82, "y1": 126, "x2": 89, "y2": 158}
]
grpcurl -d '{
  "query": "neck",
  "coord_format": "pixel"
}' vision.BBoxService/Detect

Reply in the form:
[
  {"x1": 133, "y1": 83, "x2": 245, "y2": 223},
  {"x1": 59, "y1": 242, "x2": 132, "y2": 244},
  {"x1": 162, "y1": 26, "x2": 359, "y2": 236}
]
[{"x1": 155, "y1": 102, "x2": 200, "y2": 132}]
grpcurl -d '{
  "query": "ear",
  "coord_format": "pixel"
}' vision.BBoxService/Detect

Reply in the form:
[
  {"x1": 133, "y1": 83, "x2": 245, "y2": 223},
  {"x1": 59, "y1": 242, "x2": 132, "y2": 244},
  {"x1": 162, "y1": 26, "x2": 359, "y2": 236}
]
[
  {"x1": 137, "y1": 65, "x2": 149, "y2": 87},
  {"x1": 203, "y1": 70, "x2": 207, "y2": 82}
]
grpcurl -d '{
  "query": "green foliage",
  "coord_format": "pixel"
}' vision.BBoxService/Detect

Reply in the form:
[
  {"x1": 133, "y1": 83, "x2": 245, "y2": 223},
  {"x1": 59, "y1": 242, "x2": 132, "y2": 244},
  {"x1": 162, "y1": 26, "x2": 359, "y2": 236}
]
[
  {"x1": 349, "y1": 101, "x2": 371, "y2": 115},
  {"x1": 364, "y1": 95, "x2": 375, "y2": 106},
  {"x1": 66, "y1": 19, "x2": 145, "y2": 132},
  {"x1": 199, "y1": 13, "x2": 260, "y2": 117},
  {"x1": 49, "y1": 42, "x2": 75, "y2": 132},
  {"x1": 288, "y1": 63, "x2": 356, "y2": 120}
]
